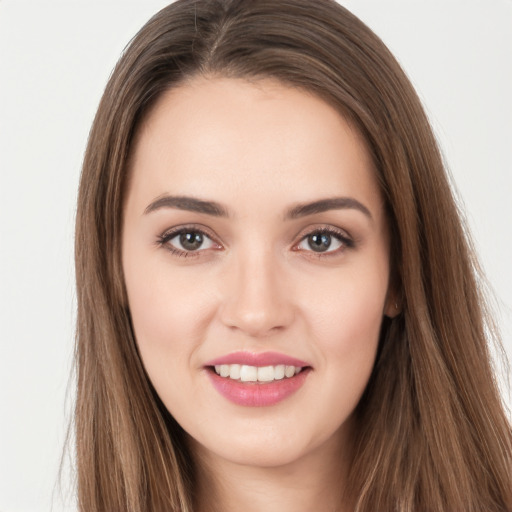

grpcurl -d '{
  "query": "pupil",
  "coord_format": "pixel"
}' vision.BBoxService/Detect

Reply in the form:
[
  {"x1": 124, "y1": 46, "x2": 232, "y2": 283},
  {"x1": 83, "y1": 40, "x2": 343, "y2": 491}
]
[
  {"x1": 180, "y1": 232, "x2": 203, "y2": 251},
  {"x1": 308, "y1": 233, "x2": 331, "y2": 252}
]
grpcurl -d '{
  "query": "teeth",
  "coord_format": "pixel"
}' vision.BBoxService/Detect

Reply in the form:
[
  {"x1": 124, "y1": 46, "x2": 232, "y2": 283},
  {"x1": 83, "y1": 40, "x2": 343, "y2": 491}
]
[
  {"x1": 229, "y1": 364, "x2": 241, "y2": 380},
  {"x1": 285, "y1": 365, "x2": 295, "y2": 378},
  {"x1": 274, "y1": 365, "x2": 285, "y2": 380},
  {"x1": 240, "y1": 365, "x2": 258, "y2": 382},
  {"x1": 213, "y1": 364, "x2": 303, "y2": 382},
  {"x1": 257, "y1": 366, "x2": 274, "y2": 382}
]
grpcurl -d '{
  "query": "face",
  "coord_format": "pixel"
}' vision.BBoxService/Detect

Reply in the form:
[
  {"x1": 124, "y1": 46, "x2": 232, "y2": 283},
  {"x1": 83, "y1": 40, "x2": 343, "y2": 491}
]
[{"x1": 122, "y1": 77, "x2": 394, "y2": 469}]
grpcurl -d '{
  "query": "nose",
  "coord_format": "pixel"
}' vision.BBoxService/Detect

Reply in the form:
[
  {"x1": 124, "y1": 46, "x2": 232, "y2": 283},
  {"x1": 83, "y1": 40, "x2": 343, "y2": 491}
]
[{"x1": 219, "y1": 249, "x2": 295, "y2": 338}]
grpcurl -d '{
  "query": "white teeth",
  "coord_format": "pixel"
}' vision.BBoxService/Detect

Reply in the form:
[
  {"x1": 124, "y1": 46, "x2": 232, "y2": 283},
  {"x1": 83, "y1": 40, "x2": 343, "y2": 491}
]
[
  {"x1": 274, "y1": 365, "x2": 285, "y2": 380},
  {"x1": 285, "y1": 365, "x2": 295, "y2": 378},
  {"x1": 213, "y1": 363, "x2": 304, "y2": 382},
  {"x1": 240, "y1": 365, "x2": 258, "y2": 382},
  {"x1": 257, "y1": 366, "x2": 275, "y2": 382},
  {"x1": 229, "y1": 364, "x2": 241, "y2": 380}
]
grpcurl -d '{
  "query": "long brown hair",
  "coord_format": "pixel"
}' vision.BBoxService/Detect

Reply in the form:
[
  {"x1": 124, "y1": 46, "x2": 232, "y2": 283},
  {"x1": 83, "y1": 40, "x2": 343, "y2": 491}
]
[{"x1": 75, "y1": 1, "x2": 512, "y2": 510}]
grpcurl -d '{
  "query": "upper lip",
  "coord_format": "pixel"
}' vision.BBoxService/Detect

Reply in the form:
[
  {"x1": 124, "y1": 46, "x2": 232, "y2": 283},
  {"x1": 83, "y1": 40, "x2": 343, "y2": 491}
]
[{"x1": 204, "y1": 351, "x2": 310, "y2": 368}]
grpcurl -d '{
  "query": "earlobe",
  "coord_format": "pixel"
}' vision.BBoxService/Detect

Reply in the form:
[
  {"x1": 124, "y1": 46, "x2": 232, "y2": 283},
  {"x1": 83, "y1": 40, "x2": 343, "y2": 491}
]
[{"x1": 384, "y1": 295, "x2": 401, "y2": 318}]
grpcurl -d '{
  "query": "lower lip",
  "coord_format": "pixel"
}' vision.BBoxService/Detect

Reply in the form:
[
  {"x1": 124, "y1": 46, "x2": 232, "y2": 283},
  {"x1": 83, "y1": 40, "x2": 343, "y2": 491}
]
[{"x1": 206, "y1": 368, "x2": 310, "y2": 407}]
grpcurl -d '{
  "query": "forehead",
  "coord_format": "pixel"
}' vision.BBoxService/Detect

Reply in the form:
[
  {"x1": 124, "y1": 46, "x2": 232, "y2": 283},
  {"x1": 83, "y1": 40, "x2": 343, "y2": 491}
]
[{"x1": 127, "y1": 76, "x2": 382, "y2": 216}]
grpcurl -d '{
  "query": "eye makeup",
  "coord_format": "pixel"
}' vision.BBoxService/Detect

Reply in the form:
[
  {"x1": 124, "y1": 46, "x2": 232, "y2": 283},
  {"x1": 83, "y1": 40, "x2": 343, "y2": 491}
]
[
  {"x1": 293, "y1": 226, "x2": 354, "y2": 256},
  {"x1": 156, "y1": 224, "x2": 222, "y2": 258},
  {"x1": 156, "y1": 223, "x2": 355, "y2": 259}
]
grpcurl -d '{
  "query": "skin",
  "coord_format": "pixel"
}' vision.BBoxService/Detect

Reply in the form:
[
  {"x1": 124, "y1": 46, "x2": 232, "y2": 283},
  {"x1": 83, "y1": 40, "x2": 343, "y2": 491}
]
[{"x1": 122, "y1": 76, "x2": 396, "y2": 512}]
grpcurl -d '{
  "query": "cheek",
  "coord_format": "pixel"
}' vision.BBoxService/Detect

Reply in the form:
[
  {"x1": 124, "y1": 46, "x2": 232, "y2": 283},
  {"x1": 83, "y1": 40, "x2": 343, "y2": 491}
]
[
  {"x1": 295, "y1": 266, "x2": 387, "y2": 437},
  {"x1": 123, "y1": 242, "x2": 218, "y2": 370},
  {"x1": 302, "y1": 267, "x2": 387, "y2": 350},
  {"x1": 124, "y1": 256, "x2": 221, "y2": 420},
  {"x1": 296, "y1": 255, "x2": 389, "y2": 395}
]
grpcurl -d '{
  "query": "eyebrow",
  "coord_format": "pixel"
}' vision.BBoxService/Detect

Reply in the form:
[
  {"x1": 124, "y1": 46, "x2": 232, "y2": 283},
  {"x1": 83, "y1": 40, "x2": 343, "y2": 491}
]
[
  {"x1": 143, "y1": 194, "x2": 372, "y2": 220},
  {"x1": 285, "y1": 197, "x2": 372, "y2": 220},
  {"x1": 144, "y1": 195, "x2": 229, "y2": 217}
]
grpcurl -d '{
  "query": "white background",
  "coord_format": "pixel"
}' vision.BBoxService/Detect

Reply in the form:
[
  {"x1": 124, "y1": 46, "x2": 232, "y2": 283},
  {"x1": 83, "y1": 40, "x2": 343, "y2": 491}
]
[{"x1": 1, "y1": 1, "x2": 511, "y2": 511}]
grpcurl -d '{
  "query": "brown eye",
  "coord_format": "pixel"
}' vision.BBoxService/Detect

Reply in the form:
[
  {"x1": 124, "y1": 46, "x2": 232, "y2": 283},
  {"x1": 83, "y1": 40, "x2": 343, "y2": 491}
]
[
  {"x1": 179, "y1": 231, "x2": 204, "y2": 251},
  {"x1": 296, "y1": 228, "x2": 352, "y2": 254},
  {"x1": 307, "y1": 233, "x2": 333, "y2": 252},
  {"x1": 161, "y1": 229, "x2": 218, "y2": 253}
]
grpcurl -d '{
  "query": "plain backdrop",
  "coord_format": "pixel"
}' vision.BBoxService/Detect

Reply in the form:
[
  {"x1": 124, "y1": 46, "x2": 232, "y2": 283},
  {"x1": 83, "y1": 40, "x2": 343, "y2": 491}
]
[{"x1": 1, "y1": 1, "x2": 511, "y2": 511}]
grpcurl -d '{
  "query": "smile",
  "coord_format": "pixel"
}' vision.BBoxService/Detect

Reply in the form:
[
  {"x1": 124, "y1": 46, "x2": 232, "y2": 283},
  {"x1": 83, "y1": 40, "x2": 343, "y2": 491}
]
[
  {"x1": 205, "y1": 352, "x2": 311, "y2": 407},
  {"x1": 213, "y1": 364, "x2": 303, "y2": 382}
]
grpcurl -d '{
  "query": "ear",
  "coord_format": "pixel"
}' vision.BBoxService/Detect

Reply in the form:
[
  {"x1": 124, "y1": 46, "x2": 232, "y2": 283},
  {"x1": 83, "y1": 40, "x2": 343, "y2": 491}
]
[{"x1": 384, "y1": 288, "x2": 401, "y2": 318}]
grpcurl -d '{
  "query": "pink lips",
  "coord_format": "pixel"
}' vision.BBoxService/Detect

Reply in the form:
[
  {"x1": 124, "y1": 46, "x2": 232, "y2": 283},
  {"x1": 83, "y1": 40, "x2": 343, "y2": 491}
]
[
  {"x1": 204, "y1": 351, "x2": 311, "y2": 407},
  {"x1": 205, "y1": 351, "x2": 309, "y2": 368}
]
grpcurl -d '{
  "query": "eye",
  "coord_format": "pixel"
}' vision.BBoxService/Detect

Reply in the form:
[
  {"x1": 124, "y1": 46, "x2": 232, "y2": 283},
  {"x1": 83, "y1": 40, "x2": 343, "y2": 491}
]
[
  {"x1": 158, "y1": 227, "x2": 220, "y2": 255},
  {"x1": 296, "y1": 228, "x2": 353, "y2": 254}
]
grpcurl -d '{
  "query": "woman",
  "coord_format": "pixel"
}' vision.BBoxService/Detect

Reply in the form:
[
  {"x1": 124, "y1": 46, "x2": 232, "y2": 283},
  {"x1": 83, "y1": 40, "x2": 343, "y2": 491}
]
[{"x1": 74, "y1": 0, "x2": 512, "y2": 510}]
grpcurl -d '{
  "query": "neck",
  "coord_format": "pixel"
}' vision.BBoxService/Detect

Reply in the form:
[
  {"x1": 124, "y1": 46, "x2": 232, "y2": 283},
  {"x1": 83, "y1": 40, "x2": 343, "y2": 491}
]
[{"x1": 191, "y1": 429, "x2": 353, "y2": 512}]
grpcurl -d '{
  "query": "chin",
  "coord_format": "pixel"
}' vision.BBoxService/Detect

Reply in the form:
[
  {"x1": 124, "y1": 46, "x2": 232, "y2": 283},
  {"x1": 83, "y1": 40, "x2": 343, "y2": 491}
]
[{"x1": 187, "y1": 417, "x2": 348, "y2": 470}]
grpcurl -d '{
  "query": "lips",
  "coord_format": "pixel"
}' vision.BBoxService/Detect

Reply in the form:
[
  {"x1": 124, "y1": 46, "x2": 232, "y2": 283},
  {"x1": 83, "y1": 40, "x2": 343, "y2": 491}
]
[
  {"x1": 204, "y1": 351, "x2": 312, "y2": 407},
  {"x1": 205, "y1": 350, "x2": 309, "y2": 368}
]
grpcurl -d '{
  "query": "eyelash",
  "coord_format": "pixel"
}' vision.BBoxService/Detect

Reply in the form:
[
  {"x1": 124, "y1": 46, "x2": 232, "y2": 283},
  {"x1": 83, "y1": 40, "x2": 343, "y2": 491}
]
[
  {"x1": 156, "y1": 224, "x2": 221, "y2": 258},
  {"x1": 295, "y1": 227, "x2": 355, "y2": 257},
  {"x1": 156, "y1": 225, "x2": 355, "y2": 258}
]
